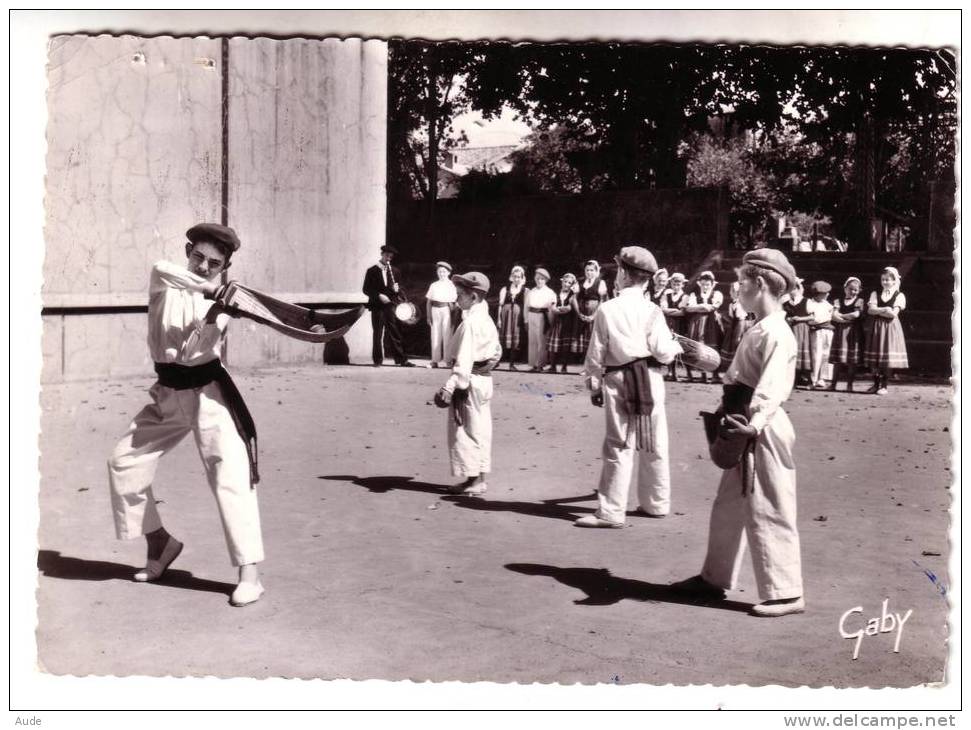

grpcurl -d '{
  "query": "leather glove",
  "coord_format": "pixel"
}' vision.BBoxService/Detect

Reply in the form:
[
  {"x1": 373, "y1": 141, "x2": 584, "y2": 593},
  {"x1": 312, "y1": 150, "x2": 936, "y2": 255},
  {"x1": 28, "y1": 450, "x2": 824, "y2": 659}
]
[
  {"x1": 434, "y1": 389, "x2": 453, "y2": 408},
  {"x1": 590, "y1": 390, "x2": 604, "y2": 408}
]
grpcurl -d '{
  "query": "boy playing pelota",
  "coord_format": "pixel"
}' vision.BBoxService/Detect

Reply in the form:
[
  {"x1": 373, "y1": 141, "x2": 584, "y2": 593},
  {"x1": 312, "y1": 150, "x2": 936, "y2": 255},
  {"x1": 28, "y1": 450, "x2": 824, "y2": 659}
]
[
  {"x1": 434, "y1": 272, "x2": 502, "y2": 496},
  {"x1": 577, "y1": 246, "x2": 683, "y2": 527},
  {"x1": 674, "y1": 248, "x2": 805, "y2": 617},
  {"x1": 107, "y1": 223, "x2": 265, "y2": 607}
]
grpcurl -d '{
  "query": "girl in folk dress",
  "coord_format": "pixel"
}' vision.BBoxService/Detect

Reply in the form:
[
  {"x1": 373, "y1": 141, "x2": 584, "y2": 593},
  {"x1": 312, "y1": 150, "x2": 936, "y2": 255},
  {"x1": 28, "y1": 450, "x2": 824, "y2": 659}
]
[
  {"x1": 828, "y1": 276, "x2": 865, "y2": 392},
  {"x1": 547, "y1": 273, "x2": 580, "y2": 373},
  {"x1": 575, "y1": 260, "x2": 608, "y2": 357},
  {"x1": 526, "y1": 268, "x2": 557, "y2": 372},
  {"x1": 496, "y1": 264, "x2": 529, "y2": 370},
  {"x1": 783, "y1": 279, "x2": 813, "y2": 387},
  {"x1": 806, "y1": 281, "x2": 835, "y2": 389},
  {"x1": 651, "y1": 268, "x2": 670, "y2": 305},
  {"x1": 425, "y1": 261, "x2": 458, "y2": 368},
  {"x1": 660, "y1": 272, "x2": 688, "y2": 381},
  {"x1": 719, "y1": 281, "x2": 754, "y2": 373},
  {"x1": 863, "y1": 267, "x2": 909, "y2": 395},
  {"x1": 682, "y1": 271, "x2": 724, "y2": 383}
]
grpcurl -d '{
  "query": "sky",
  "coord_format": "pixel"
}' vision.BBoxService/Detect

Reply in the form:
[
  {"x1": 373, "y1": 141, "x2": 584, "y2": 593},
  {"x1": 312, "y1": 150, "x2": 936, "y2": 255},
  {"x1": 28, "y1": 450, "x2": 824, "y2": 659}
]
[{"x1": 451, "y1": 105, "x2": 534, "y2": 148}]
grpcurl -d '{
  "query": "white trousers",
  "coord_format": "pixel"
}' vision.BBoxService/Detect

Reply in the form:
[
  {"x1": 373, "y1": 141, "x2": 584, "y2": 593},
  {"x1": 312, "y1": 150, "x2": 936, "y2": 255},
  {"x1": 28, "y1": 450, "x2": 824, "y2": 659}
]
[
  {"x1": 595, "y1": 369, "x2": 671, "y2": 523},
  {"x1": 526, "y1": 311, "x2": 548, "y2": 368},
  {"x1": 448, "y1": 374, "x2": 493, "y2": 478},
  {"x1": 107, "y1": 382, "x2": 265, "y2": 566},
  {"x1": 429, "y1": 306, "x2": 453, "y2": 366},
  {"x1": 811, "y1": 328, "x2": 834, "y2": 383},
  {"x1": 701, "y1": 409, "x2": 802, "y2": 601}
]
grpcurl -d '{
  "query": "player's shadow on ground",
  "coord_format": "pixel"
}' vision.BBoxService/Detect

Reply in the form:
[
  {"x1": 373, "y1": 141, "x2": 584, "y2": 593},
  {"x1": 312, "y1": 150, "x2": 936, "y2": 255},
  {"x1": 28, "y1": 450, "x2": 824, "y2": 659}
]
[
  {"x1": 505, "y1": 563, "x2": 751, "y2": 612},
  {"x1": 441, "y1": 494, "x2": 596, "y2": 522},
  {"x1": 320, "y1": 475, "x2": 597, "y2": 522},
  {"x1": 318, "y1": 474, "x2": 450, "y2": 496},
  {"x1": 37, "y1": 549, "x2": 235, "y2": 596}
]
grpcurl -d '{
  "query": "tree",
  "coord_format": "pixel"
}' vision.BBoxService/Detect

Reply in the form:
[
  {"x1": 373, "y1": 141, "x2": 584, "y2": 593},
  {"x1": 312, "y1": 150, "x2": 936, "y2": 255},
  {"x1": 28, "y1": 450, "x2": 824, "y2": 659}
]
[
  {"x1": 387, "y1": 41, "x2": 524, "y2": 203},
  {"x1": 682, "y1": 132, "x2": 779, "y2": 246}
]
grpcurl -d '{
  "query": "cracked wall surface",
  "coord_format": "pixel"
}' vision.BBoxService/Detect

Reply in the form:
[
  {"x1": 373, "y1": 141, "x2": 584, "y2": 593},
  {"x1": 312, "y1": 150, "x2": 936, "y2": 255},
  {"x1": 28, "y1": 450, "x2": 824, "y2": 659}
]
[
  {"x1": 43, "y1": 35, "x2": 387, "y2": 380},
  {"x1": 226, "y1": 37, "x2": 386, "y2": 367}
]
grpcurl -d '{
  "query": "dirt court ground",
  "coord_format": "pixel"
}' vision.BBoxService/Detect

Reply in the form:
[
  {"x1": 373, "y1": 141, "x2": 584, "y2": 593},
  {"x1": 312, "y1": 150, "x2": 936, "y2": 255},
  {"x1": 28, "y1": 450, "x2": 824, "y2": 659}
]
[{"x1": 35, "y1": 362, "x2": 953, "y2": 687}]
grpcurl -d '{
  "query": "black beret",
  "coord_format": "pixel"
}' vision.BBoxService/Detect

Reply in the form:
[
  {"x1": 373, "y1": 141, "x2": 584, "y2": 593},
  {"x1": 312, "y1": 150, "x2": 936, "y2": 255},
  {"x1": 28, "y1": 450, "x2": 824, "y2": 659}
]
[
  {"x1": 742, "y1": 249, "x2": 798, "y2": 291},
  {"x1": 615, "y1": 246, "x2": 658, "y2": 274},
  {"x1": 186, "y1": 223, "x2": 241, "y2": 252}
]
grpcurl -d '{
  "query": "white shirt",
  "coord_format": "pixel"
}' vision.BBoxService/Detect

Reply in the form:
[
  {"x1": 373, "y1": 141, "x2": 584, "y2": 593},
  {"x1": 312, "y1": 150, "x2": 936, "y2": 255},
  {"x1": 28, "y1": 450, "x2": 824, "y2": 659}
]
[
  {"x1": 581, "y1": 278, "x2": 608, "y2": 298},
  {"x1": 526, "y1": 286, "x2": 557, "y2": 310},
  {"x1": 444, "y1": 300, "x2": 502, "y2": 392},
  {"x1": 723, "y1": 310, "x2": 796, "y2": 434},
  {"x1": 868, "y1": 290, "x2": 907, "y2": 310},
  {"x1": 687, "y1": 289, "x2": 723, "y2": 309},
  {"x1": 498, "y1": 284, "x2": 526, "y2": 306},
  {"x1": 806, "y1": 298, "x2": 834, "y2": 324},
  {"x1": 377, "y1": 260, "x2": 388, "y2": 286},
  {"x1": 426, "y1": 279, "x2": 457, "y2": 303},
  {"x1": 582, "y1": 286, "x2": 683, "y2": 391},
  {"x1": 148, "y1": 260, "x2": 230, "y2": 366}
]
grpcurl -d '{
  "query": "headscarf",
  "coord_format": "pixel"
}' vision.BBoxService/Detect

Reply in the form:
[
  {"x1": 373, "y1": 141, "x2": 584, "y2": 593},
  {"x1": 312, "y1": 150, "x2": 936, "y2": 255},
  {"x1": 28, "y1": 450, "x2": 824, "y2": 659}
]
[
  {"x1": 881, "y1": 267, "x2": 901, "y2": 295},
  {"x1": 843, "y1": 276, "x2": 861, "y2": 289},
  {"x1": 653, "y1": 268, "x2": 669, "y2": 284},
  {"x1": 560, "y1": 272, "x2": 577, "y2": 289},
  {"x1": 509, "y1": 265, "x2": 526, "y2": 283},
  {"x1": 583, "y1": 260, "x2": 601, "y2": 280}
]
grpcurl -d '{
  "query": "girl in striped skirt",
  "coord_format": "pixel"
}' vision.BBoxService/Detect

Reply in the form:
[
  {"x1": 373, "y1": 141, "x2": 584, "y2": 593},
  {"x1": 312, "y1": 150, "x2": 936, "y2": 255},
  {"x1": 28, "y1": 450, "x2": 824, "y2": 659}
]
[
  {"x1": 828, "y1": 276, "x2": 865, "y2": 392},
  {"x1": 575, "y1": 260, "x2": 608, "y2": 356},
  {"x1": 496, "y1": 264, "x2": 528, "y2": 370},
  {"x1": 660, "y1": 273, "x2": 688, "y2": 381},
  {"x1": 526, "y1": 268, "x2": 557, "y2": 371},
  {"x1": 547, "y1": 272, "x2": 579, "y2": 373},
  {"x1": 863, "y1": 267, "x2": 909, "y2": 395},
  {"x1": 683, "y1": 271, "x2": 723, "y2": 383},
  {"x1": 784, "y1": 279, "x2": 813, "y2": 387}
]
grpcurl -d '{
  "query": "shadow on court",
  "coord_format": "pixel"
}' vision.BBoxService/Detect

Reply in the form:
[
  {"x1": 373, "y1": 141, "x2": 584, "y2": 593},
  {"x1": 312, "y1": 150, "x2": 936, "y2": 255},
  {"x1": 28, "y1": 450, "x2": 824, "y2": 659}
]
[
  {"x1": 37, "y1": 549, "x2": 235, "y2": 596},
  {"x1": 505, "y1": 562, "x2": 751, "y2": 612},
  {"x1": 319, "y1": 474, "x2": 596, "y2": 522}
]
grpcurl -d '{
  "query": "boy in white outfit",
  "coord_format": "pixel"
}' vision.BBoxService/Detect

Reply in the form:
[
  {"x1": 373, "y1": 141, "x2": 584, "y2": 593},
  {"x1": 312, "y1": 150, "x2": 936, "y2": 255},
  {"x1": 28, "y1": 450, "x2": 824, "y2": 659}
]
[
  {"x1": 107, "y1": 223, "x2": 265, "y2": 607},
  {"x1": 434, "y1": 272, "x2": 502, "y2": 496},
  {"x1": 673, "y1": 248, "x2": 805, "y2": 617},
  {"x1": 577, "y1": 246, "x2": 683, "y2": 527}
]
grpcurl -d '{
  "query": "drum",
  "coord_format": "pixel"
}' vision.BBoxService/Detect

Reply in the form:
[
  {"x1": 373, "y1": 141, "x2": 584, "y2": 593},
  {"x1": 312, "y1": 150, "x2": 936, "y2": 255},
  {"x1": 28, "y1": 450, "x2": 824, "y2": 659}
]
[{"x1": 394, "y1": 301, "x2": 419, "y2": 325}]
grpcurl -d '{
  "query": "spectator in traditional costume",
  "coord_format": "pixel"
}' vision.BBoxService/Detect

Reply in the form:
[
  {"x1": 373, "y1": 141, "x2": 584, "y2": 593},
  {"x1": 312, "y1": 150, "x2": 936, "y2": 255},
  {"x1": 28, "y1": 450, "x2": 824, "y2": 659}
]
[
  {"x1": 496, "y1": 264, "x2": 528, "y2": 370},
  {"x1": 828, "y1": 276, "x2": 865, "y2": 392},
  {"x1": 863, "y1": 267, "x2": 909, "y2": 395}
]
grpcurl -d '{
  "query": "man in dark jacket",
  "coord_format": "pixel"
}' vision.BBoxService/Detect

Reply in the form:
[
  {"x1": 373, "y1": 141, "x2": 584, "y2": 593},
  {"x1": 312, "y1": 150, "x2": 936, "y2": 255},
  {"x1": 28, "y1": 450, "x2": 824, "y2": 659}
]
[{"x1": 362, "y1": 244, "x2": 415, "y2": 367}]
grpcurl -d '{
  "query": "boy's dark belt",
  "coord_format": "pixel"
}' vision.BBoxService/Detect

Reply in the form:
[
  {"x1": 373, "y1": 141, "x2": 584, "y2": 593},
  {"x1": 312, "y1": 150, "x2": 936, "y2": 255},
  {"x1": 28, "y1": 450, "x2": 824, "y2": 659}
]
[
  {"x1": 604, "y1": 356, "x2": 663, "y2": 374},
  {"x1": 154, "y1": 360, "x2": 260, "y2": 485},
  {"x1": 450, "y1": 359, "x2": 497, "y2": 425},
  {"x1": 471, "y1": 359, "x2": 495, "y2": 376}
]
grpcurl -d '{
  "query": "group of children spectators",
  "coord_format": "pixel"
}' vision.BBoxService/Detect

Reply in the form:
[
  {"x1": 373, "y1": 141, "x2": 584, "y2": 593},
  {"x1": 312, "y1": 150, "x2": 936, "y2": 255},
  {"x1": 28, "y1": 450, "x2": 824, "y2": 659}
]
[
  {"x1": 426, "y1": 260, "x2": 909, "y2": 394},
  {"x1": 783, "y1": 267, "x2": 909, "y2": 394}
]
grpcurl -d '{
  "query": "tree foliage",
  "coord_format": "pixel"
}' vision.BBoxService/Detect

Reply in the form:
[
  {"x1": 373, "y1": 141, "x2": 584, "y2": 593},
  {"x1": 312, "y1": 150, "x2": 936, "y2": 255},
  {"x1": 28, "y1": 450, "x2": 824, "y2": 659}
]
[{"x1": 388, "y1": 40, "x2": 956, "y2": 247}]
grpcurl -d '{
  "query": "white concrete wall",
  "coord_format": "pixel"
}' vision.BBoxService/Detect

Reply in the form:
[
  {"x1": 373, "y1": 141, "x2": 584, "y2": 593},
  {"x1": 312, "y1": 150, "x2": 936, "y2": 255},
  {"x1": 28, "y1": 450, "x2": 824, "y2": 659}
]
[
  {"x1": 42, "y1": 34, "x2": 385, "y2": 381},
  {"x1": 225, "y1": 37, "x2": 385, "y2": 367}
]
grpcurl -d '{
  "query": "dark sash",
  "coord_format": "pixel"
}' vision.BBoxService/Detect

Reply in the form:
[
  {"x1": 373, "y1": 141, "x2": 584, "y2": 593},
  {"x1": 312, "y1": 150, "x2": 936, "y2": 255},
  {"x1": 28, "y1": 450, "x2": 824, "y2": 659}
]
[
  {"x1": 604, "y1": 357, "x2": 663, "y2": 452},
  {"x1": 154, "y1": 360, "x2": 260, "y2": 486}
]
